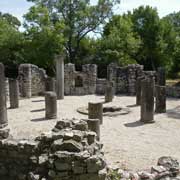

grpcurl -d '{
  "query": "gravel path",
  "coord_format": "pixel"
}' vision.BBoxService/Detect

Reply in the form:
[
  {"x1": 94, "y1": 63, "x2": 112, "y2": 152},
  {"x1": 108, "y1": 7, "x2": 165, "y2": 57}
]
[{"x1": 7, "y1": 95, "x2": 180, "y2": 170}]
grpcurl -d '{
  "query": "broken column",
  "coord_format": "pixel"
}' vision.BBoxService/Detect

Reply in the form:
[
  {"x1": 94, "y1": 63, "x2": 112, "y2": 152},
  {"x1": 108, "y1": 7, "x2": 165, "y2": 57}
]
[
  {"x1": 55, "y1": 55, "x2": 64, "y2": 100},
  {"x1": 136, "y1": 76, "x2": 144, "y2": 105},
  {"x1": 19, "y1": 64, "x2": 32, "y2": 98},
  {"x1": 45, "y1": 91, "x2": 57, "y2": 119},
  {"x1": 45, "y1": 77, "x2": 56, "y2": 92},
  {"x1": 105, "y1": 81, "x2": 114, "y2": 103},
  {"x1": 155, "y1": 85, "x2": 166, "y2": 113},
  {"x1": 88, "y1": 102, "x2": 103, "y2": 124},
  {"x1": 0, "y1": 63, "x2": 9, "y2": 139},
  {"x1": 86, "y1": 119, "x2": 100, "y2": 140},
  {"x1": 9, "y1": 78, "x2": 19, "y2": 109},
  {"x1": 157, "y1": 67, "x2": 166, "y2": 86},
  {"x1": 140, "y1": 78, "x2": 155, "y2": 123}
]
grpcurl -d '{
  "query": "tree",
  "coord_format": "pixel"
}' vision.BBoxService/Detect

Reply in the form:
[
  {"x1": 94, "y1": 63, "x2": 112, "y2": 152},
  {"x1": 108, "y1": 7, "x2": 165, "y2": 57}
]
[
  {"x1": 0, "y1": 13, "x2": 24, "y2": 66},
  {"x1": 98, "y1": 14, "x2": 141, "y2": 66},
  {"x1": 23, "y1": 5, "x2": 65, "y2": 75},
  {"x1": 25, "y1": 0, "x2": 120, "y2": 63},
  {"x1": 131, "y1": 6, "x2": 164, "y2": 70}
]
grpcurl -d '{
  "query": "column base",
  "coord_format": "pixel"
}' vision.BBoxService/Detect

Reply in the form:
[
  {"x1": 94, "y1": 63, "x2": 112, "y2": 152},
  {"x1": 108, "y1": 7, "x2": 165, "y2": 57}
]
[{"x1": 0, "y1": 127, "x2": 10, "y2": 140}]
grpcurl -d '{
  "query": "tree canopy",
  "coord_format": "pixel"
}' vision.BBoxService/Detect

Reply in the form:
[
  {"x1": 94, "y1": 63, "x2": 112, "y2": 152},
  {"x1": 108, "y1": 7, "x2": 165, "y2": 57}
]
[{"x1": 24, "y1": 0, "x2": 120, "y2": 63}]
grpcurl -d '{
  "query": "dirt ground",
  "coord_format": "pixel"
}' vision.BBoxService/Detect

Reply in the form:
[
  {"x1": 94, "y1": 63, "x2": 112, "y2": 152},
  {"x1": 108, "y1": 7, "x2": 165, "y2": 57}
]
[{"x1": 7, "y1": 95, "x2": 180, "y2": 170}]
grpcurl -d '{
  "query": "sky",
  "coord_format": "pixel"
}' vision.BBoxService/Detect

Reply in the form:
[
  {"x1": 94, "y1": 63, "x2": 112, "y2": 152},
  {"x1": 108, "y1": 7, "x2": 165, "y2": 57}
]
[{"x1": 0, "y1": 0, "x2": 180, "y2": 23}]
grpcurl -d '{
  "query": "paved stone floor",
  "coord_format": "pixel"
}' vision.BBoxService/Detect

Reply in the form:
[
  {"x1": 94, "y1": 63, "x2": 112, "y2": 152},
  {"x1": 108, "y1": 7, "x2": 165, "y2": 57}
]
[{"x1": 7, "y1": 95, "x2": 180, "y2": 170}]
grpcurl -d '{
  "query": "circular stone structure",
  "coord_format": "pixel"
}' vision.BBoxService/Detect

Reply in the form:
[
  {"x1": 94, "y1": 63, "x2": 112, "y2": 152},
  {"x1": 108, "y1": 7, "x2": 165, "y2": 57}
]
[{"x1": 77, "y1": 105, "x2": 130, "y2": 117}]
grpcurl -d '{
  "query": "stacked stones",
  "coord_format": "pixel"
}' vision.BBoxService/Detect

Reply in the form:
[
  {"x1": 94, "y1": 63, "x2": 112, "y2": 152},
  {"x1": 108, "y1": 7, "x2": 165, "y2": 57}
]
[
  {"x1": 64, "y1": 63, "x2": 97, "y2": 95},
  {"x1": 88, "y1": 100, "x2": 103, "y2": 140},
  {"x1": 45, "y1": 91, "x2": 57, "y2": 119},
  {"x1": 155, "y1": 67, "x2": 166, "y2": 113},
  {"x1": 105, "y1": 81, "x2": 114, "y2": 103},
  {"x1": 108, "y1": 156, "x2": 180, "y2": 180},
  {"x1": 0, "y1": 119, "x2": 107, "y2": 180},
  {"x1": 64, "y1": 63, "x2": 76, "y2": 95},
  {"x1": 45, "y1": 77, "x2": 56, "y2": 92},
  {"x1": 5, "y1": 78, "x2": 9, "y2": 101},
  {"x1": 140, "y1": 78, "x2": 155, "y2": 123},
  {"x1": 96, "y1": 78, "x2": 107, "y2": 95},
  {"x1": 18, "y1": 64, "x2": 32, "y2": 98},
  {"x1": 9, "y1": 78, "x2": 19, "y2": 109},
  {"x1": 116, "y1": 67, "x2": 128, "y2": 94},
  {"x1": 127, "y1": 64, "x2": 137, "y2": 95},
  {"x1": 31, "y1": 65, "x2": 47, "y2": 96},
  {"x1": 136, "y1": 76, "x2": 145, "y2": 106},
  {"x1": 55, "y1": 54, "x2": 64, "y2": 100},
  {"x1": 107, "y1": 63, "x2": 145, "y2": 95},
  {"x1": 82, "y1": 64, "x2": 97, "y2": 94},
  {"x1": 0, "y1": 63, "x2": 9, "y2": 139}
]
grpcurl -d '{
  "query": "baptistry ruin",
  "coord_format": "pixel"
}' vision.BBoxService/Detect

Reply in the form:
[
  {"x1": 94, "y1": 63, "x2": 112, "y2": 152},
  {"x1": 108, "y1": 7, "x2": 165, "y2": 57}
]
[{"x1": 0, "y1": 58, "x2": 180, "y2": 180}]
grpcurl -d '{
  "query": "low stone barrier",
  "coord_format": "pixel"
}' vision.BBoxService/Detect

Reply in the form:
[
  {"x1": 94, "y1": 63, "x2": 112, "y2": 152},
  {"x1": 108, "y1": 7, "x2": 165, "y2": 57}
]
[
  {"x1": 0, "y1": 119, "x2": 107, "y2": 180},
  {"x1": 107, "y1": 156, "x2": 180, "y2": 180}
]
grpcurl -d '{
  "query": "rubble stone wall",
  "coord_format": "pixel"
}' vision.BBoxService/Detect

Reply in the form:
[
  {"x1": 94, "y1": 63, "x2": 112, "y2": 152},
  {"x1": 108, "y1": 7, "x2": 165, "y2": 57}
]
[
  {"x1": 64, "y1": 64, "x2": 97, "y2": 95},
  {"x1": 166, "y1": 86, "x2": 180, "y2": 98},
  {"x1": 107, "y1": 63, "x2": 145, "y2": 95},
  {"x1": 96, "y1": 79, "x2": 107, "y2": 95},
  {"x1": 18, "y1": 64, "x2": 47, "y2": 96},
  {"x1": 0, "y1": 119, "x2": 107, "y2": 180}
]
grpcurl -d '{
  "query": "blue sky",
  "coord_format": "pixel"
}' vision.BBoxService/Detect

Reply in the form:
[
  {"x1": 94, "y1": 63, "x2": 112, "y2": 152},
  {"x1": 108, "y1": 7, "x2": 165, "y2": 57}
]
[{"x1": 0, "y1": 0, "x2": 180, "y2": 23}]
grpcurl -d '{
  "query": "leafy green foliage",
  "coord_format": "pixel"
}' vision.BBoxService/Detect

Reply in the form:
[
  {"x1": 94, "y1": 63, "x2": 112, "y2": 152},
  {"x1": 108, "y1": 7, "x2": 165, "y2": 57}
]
[
  {"x1": 0, "y1": 13, "x2": 24, "y2": 65},
  {"x1": 25, "y1": 0, "x2": 120, "y2": 63},
  {"x1": 99, "y1": 14, "x2": 141, "y2": 66}
]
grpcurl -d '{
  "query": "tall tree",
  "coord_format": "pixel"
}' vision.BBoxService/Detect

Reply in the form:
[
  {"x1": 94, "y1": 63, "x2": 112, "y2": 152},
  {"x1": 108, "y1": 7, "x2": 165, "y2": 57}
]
[
  {"x1": 99, "y1": 14, "x2": 141, "y2": 66},
  {"x1": 25, "y1": 0, "x2": 120, "y2": 63},
  {"x1": 0, "y1": 13, "x2": 24, "y2": 65},
  {"x1": 131, "y1": 6, "x2": 164, "y2": 70}
]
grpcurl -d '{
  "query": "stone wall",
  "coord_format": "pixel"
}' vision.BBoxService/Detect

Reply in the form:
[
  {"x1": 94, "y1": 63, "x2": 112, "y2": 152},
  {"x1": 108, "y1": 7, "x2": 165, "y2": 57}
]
[
  {"x1": 0, "y1": 119, "x2": 107, "y2": 180},
  {"x1": 18, "y1": 64, "x2": 47, "y2": 97},
  {"x1": 166, "y1": 86, "x2": 180, "y2": 98},
  {"x1": 64, "y1": 64, "x2": 97, "y2": 95},
  {"x1": 107, "y1": 63, "x2": 145, "y2": 95},
  {"x1": 31, "y1": 65, "x2": 47, "y2": 96},
  {"x1": 96, "y1": 79, "x2": 107, "y2": 95}
]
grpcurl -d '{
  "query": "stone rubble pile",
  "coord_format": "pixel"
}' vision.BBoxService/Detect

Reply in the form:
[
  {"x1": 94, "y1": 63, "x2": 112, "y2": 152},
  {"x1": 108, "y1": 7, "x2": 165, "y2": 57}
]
[
  {"x1": 107, "y1": 156, "x2": 180, "y2": 180},
  {"x1": 0, "y1": 119, "x2": 107, "y2": 180}
]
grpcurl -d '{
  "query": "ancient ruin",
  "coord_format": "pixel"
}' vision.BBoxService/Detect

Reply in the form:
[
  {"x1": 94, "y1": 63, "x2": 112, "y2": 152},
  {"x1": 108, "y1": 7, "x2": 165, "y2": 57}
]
[{"x1": 0, "y1": 62, "x2": 180, "y2": 180}]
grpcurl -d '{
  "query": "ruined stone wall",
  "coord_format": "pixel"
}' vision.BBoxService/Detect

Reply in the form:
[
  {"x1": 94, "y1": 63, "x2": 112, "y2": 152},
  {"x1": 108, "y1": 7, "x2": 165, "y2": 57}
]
[
  {"x1": 64, "y1": 64, "x2": 97, "y2": 95},
  {"x1": 107, "y1": 63, "x2": 145, "y2": 95},
  {"x1": 18, "y1": 64, "x2": 47, "y2": 97},
  {"x1": 0, "y1": 119, "x2": 107, "y2": 180},
  {"x1": 166, "y1": 86, "x2": 180, "y2": 98},
  {"x1": 31, "y1": 65, "x2": 47, "y2": 96},
  {"x1": 96, "y1": 79, "x2": 107, "y2": 95}
]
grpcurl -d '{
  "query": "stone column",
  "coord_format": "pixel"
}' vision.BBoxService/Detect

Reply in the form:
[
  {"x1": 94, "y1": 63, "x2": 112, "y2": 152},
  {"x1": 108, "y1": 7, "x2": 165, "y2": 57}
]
[
  {"x1": 155, "y1": 85, "x2": 166, "y2": 113},
  {"x1": 86, "y1": 119, "x2": 100, "y2": 140},
  {"x1": 45, "y1": 77, "x2": 56, "y2": 92},
  {"x1": 140, "y1": 78, "x2": 155, "y2": 123},
  {"x1": 136, "y1": 76, "x2": 144, "y2": 106},
  {"x1": 105, "y1": 81, "x2": 114, "y2": 103},
  {"x1": 5, "y1": 78, "x2": 9, "y2": 101},
  {"x1": 9, "y1": 79, "x2": 19, "y2": 109},
  {"x1": 55, "y1": 55, "x2": 64, "y2": 100},
  {"x1": 88, "y1": 102, "x2": 103, "y2": 124},
  {"x1": 45, "y1": 91, "x2": 57, "y2": 119},
  {"x1": 0, "y1": 63, "x2": 9, "y2": 139},
  {"x1": 157, "y1": 67, "x2": 166, "y2": 86},
  {"x1": 19, "y1": 64, "x2": 32, "y2": 98}
]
